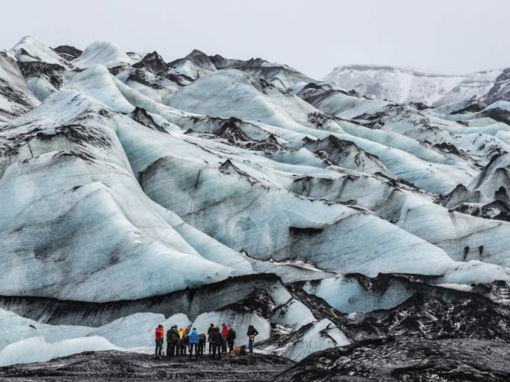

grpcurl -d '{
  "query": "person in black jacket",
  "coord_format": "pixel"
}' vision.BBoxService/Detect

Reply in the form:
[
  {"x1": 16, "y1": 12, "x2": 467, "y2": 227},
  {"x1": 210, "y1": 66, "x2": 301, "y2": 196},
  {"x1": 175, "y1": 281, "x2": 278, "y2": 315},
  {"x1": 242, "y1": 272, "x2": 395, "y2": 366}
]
[
  {"x1": 247, "y1": 325, "x2": 259, "y2": 355},
  {"x1": 198, "y1": 333, "x2": 206, "y2": 356},
  {"x1": 167, "y1": 326, "x2": 180, "y2": 357},
  {"x1": 207, "y1": 323, "x2": 214, "y2": 354},
  {"x1": 226, "y1": 327, "x2": 236, "y2": 352},
  {"x1": 210, "y1": 327, "x2": 223, "y2": 359}
]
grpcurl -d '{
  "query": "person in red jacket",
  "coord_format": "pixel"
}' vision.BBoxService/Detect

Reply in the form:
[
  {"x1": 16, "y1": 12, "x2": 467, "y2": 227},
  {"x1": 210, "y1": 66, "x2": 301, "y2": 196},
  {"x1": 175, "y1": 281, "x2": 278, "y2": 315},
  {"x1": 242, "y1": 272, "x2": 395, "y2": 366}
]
[
  {"x1": 155, "y1": 324, "x2": 164, "y2": 356},
  {"x1": 221, "y1": 323, "x2": 229, "y2": 353}
]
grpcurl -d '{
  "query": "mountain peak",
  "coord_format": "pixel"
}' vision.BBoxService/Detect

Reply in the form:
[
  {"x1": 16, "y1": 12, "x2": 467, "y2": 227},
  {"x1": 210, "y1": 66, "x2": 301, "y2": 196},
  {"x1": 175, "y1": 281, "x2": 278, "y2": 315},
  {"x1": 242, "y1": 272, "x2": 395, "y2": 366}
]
[
  {"x1": 189, "y1": 49, "x2": 208, "y2": 57},
  {"x1": 325, "y1": 64, "x2": 502, "y2": 106}
]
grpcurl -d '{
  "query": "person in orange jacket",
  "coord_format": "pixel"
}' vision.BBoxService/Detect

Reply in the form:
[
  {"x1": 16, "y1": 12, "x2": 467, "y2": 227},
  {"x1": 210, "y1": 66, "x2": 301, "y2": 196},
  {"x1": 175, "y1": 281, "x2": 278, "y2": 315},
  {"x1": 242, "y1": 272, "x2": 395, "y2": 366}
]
[
  {"x1": 155, "y1": 324, "x2": 164, "y2": 356},
  {"x1": 221, "y1": 323, "x2": 229, "y2": 353}
]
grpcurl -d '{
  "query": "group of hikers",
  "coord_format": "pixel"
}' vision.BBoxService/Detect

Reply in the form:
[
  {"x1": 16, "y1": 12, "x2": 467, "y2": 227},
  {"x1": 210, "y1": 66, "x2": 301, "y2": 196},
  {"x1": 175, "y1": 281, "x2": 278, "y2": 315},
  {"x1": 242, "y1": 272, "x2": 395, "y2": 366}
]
[{"x1": 154, "y1": 323, "x2": 259, "y2": 360}]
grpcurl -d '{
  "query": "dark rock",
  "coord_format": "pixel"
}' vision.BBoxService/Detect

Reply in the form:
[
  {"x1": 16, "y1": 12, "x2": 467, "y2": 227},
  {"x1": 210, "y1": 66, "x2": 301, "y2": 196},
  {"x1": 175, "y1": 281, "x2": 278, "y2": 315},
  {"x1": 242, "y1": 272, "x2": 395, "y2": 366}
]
[
  {"x1": 303, "y1": 135, "x2": 390, "y2": 175},
  {"x1": 289, "y1": 227, "x2": 324, "y2": 236},
  {"x1": 408, "y1": 101, "x2": 430, "y2": 111},
  {"x1": 132, "y1": 51, "x2": 168, "y2": 75},
  {"x1": 213, "y1": 117, "x2": 284, "y2": 153},
  {"x1": 276, "y1": 337, "x2": 510, "y2": 382},
  {"x1": 52, "y1": 45, "x2": 83, "y2": 61},
  {"x1": 483, "y1": 68, "x2": 510, "y2": 105},
  {"x1": 371, "y1": 292, "x2": 510, "y2": 342},
  {"x1": 108, "y1": 65, "x2": 124, "y2": 76},
  {"x1": 288, "y1": 275, "x2": 494, "y2": 343},
  {"x1": 481, "y1": 107, "x2": 510, "y2": 125},
  {"x1": 480, "y1": 200, "x2": 510, "y2": 222},
  {"x1": 218, "y1": 159, "x2": 264, "y2": 187},
  {"x1": 165, "y1": 71, "x2": 193, "y2": 85},
  {"x1": 433, "y1": 141, "x2": 463, "y2": 156},
  {"x1": 125, "y1": 68, "x2": 163, "y2": 89},
  {"x1": 18, "y1": 61, "x2": 66, "y2": 89},
  {"x1": 220, "y1": 288, "x2": 275, "y2": 319},
  {"x1": 441, "y1": 184, "x2": 482, "y2": 209},
  {"x1": 307, "y1": 112, "x2": 330, "y2": 129},
  {"x1": 132, "y1": 107, "x2": 168, "y2": 133},
  {"x1": 216, "y1": 118, "x2": 250, "y2": 142},
  {"x1": 297, "y1": 82, "x2": 359, "y2": 106},
  {"x1": 451, "y1": 99, "x2": 487, "y2": 114}
]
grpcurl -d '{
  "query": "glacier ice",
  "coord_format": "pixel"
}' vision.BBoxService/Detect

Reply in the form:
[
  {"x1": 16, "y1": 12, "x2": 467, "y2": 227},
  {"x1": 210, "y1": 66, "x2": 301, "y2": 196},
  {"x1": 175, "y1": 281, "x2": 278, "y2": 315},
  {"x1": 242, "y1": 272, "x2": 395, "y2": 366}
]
[
  {"x1": 72, "y1": 41, "x2": 132, "y2": 69},
  {"x1": 1, "y1": 36, "x2": 510, "y2": 368},
  {"x1": 0, "y1": 52, "x2": 39, "y2": 121},
  {"x1": 0, "y1": 336, "x2": 122, "y2": 367},
  {"x1": 67, "y1": 64, "x2": 135, "y2": 113},
  {"x1": 0, "y1": 91, "x2": 239, "y2": 301}
]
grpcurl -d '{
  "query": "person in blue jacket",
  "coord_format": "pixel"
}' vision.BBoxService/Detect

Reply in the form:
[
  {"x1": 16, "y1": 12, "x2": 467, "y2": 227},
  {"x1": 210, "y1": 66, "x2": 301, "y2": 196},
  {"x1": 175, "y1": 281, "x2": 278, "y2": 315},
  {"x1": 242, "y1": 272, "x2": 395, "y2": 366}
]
[
  {"x1": 188, "y1": 327, "x2": 200, "y2": 359},
  {"x1": 247, "y1": 325, "x2": 259, "y2": 355}
]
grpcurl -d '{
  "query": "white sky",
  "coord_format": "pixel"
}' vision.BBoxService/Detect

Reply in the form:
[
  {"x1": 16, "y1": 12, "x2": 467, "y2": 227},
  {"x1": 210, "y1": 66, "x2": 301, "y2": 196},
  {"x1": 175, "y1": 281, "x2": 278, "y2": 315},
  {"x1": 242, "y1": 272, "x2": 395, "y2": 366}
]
[{"x1": 1, "y1": 0, "x2": 509, "y2": 79}]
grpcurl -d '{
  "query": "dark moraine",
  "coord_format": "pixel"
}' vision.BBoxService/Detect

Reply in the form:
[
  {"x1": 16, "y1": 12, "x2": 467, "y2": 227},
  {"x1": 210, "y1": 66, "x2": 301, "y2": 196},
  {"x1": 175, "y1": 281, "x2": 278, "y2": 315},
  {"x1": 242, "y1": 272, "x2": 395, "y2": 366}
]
[
  {"x1": 274, "y1": 337, "x2": 510, "y2": 382},
  {"x1": 0, "y1": 351, "x2": 293, "y2": 382}
]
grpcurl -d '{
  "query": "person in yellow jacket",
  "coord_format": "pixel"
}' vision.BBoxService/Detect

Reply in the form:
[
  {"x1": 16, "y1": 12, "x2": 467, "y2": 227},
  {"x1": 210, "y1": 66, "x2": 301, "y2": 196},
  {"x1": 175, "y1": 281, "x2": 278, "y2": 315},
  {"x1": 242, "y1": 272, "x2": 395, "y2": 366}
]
[{"x1": 179, "y1": 327, "x2": 187, "y2": 356}]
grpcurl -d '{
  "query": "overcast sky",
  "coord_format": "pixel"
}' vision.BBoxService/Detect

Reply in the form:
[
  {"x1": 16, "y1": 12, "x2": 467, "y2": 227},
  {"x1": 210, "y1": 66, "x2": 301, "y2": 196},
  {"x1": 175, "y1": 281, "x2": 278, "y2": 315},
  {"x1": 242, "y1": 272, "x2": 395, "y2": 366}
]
[{"x1": 1, "y1": 0, "x2": 509, "y2": 79}]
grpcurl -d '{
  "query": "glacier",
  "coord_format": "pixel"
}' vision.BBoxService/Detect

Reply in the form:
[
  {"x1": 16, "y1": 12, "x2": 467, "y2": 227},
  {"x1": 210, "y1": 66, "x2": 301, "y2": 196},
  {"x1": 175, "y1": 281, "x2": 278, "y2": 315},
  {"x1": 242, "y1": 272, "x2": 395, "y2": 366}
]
[{"x1": 1, "y1": 36, "x2": 510, "y2": 374}]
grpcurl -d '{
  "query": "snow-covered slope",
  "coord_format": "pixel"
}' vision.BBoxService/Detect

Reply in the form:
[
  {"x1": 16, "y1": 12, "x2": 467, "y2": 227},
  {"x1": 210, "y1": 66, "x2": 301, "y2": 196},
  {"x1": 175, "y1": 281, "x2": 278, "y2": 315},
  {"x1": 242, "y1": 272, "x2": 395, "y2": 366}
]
[
  {"x1": 2, "y1": 36, "x2": 510, "y2": 369},
  {"x1": 8, "y1": 36, "x2": 70, "y2": 67},
  {"x1": 324, "y1": 65, "x2": 502, "y2": 106},
  {"x1": 72, "y1": 41, "x2": 132, "y2": 69}
]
